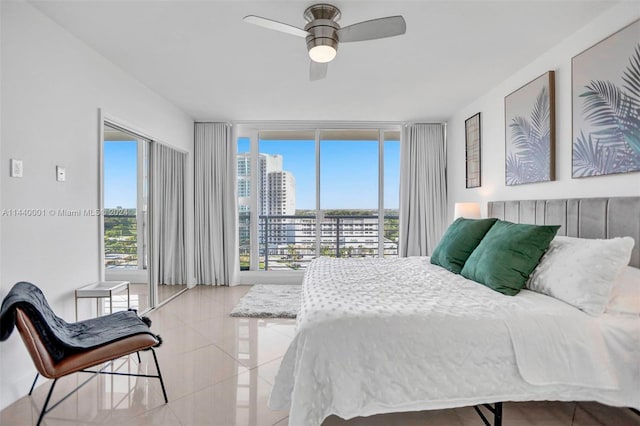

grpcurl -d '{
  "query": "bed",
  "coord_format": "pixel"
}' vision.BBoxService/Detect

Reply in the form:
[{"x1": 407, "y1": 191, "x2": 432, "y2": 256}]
[{"x1": 269, "y1": 197, "x2": 640, "y2": 426}]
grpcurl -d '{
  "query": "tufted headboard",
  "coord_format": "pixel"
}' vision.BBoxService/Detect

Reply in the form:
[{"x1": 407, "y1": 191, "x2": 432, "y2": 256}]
[{"x1": 488, "y1": 197, "x2": 640, "y2": 268}]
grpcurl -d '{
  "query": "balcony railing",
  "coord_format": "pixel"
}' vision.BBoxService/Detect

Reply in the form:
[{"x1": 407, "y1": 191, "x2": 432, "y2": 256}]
[{"x1": 239, "y1": 213, "x2": 399, "y2": 271}]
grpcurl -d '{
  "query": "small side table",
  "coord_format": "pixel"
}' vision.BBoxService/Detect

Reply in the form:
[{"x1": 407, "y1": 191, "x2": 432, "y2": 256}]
[{"x1": 75, "y1": 281, "x2": 130, "y2": 320}]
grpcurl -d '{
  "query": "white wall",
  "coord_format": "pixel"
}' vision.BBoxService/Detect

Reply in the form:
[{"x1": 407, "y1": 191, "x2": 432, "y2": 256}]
[
  {"x1": 447, "y1": 3, "x2": 640, "y2": 219},
  {"x1": 0, "y1": 1, "x2": 194, "y2": 410},
  {"x1": 0, "y1": 1, "x2": 4, "y2": 351}
]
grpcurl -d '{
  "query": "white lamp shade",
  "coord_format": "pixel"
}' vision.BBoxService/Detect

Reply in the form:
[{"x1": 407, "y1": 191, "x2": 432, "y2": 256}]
[{"x1": 454, "y1": 202, "x2": 481, "y2": 219}]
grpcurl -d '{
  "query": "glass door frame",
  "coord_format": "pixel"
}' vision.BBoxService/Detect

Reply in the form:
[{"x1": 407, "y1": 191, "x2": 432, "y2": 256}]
[
  {"x1": 233, "y1": 121, "x2": 403, "y2": 285},
  {"x1": 99, "y1": 110, "x2": 155, "y2": 310}
]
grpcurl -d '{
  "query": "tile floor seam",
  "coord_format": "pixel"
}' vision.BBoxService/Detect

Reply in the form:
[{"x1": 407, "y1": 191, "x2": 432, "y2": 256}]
[
  {"x1": 204, "y1": 332, "x2": 288, "y2": 369},
  {"x1": 272, "y1": 414, "x2": 289, "y2": 426},
  {"x1": 207, "y1": 340, "x2": 249, "y2": 365},
  {"x1": 165, "y1": 368, "x2": 249, "y2": 405},
  {"x1": 250, "y1": 357, "x2": 284, "y2": 386},
  {"x1": 163, "y1": 401, "x2": 185, "y2": 426}
]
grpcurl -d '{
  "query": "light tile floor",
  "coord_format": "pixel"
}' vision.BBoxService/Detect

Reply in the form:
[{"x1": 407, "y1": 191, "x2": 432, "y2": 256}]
[{"x1": 1, "y1": 286, "x2": 638, "y2": 426}]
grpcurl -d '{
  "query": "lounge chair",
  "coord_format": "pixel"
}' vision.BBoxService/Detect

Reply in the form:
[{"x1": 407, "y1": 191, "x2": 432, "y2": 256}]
[{"x1": 0, "y1": 282, "x2": 167, "y2": 425}]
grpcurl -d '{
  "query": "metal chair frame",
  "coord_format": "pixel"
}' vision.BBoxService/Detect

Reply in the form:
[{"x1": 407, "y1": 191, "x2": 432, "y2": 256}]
[{"x1": 28, "y1": 348, "x2": 167, "y2": 426}]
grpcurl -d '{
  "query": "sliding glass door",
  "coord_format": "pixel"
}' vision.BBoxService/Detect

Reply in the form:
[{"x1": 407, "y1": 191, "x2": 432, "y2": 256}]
[
  {"x1": 102, "y1": 124, "x2": 150, "y2": 310},
  {"x1": 237, "y1": 126, "x2": 400, "y2": 274},
  {"x1": 102, "y1": 120, "x2": 188, "y2": 311}
]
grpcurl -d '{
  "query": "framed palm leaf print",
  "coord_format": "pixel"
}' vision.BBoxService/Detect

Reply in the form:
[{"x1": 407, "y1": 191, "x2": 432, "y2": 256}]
[
  {"x1": 572, "y1": 19, "x2": 640, "y2": 178},
  {"x1": 465, "y1": 113, "x2": 481, "y2": 188},
  {"x1": 504, "y1": 71, "x2": 556, "y2": 185}
]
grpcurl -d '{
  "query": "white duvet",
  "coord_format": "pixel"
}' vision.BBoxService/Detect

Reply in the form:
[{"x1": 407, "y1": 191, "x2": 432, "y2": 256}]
[{"x1": 268, "y1": 257, "x2": 640, "y2": 426}]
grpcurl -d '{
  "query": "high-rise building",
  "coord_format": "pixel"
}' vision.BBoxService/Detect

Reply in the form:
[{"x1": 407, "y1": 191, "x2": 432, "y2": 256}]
[
  {"x1": 268, "y1": 171, "x2": 296, "y2": 216},
  {"x1": 259, "y1": 154, "x2": 283, "y2": 215},
  {"x1": 237, "y1": 154, "x2": 251, "y2": 214},
  {"x1": 237, "y1": 152, "x2": 296, "y2": 216},
  {"x1": 237, "y1": 152, "x2": 297, "y2": 249},
  {"x1": 238, "y1": 153, "x2": 290, "y2": 215}
]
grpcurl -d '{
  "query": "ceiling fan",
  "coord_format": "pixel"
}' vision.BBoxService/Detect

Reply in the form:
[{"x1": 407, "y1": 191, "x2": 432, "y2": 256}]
[{"x1": 243, "y1": 3, "x2": 406, "y2": 81}]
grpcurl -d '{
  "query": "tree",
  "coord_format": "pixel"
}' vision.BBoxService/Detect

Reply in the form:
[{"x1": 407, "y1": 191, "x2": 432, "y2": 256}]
[{"x1": 320, "y1": 245, "x2": 335, "y2": 257}]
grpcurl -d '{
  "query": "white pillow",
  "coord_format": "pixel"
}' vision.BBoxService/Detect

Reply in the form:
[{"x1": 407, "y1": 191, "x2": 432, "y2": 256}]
[
  {"x1": 527, "y1": 236, "x2": 635, "y2": 315},
  {"x1": 606, "y1": 266, "x2": 640, "y2": 316}
]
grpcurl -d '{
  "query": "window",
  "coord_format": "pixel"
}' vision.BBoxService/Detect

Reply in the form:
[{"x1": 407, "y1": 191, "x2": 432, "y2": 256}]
[{"x1": 237, "y1": 126, "x2": 401, "y2": 272}]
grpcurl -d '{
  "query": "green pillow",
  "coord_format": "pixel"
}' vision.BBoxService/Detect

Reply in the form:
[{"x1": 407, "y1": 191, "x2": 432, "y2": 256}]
[
  {"x1": 430, "y1": 217, "x2": 498, "y2": 274},
  {"x1": 460, "y1": 220, "x2": 560, "y2": 295}
]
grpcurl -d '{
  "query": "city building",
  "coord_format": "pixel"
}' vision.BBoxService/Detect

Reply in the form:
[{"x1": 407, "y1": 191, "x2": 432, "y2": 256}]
[
  {"x1": 267, "y1": 171, "x2": 296, "y2": 216},
  {"x1": 237, "y1": 153, "x2": 296, "y2": 250}
]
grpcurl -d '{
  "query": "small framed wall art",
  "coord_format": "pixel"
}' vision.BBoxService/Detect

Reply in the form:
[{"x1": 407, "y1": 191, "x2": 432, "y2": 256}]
[
  {"x1": 504, "y1": 71, "x2": 556, "y2": 186},
  {"x1": 572, "y1": 19, "x2": 640, "y2": 178},
  {"x1": 465, "y1": 113, "x2": 481, "y2": 188}
]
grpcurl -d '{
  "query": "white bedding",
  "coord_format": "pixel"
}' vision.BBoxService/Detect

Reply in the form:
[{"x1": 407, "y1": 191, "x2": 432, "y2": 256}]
[
  {"x1": 268, "y1": 256, "x2": 640, "y2": 426},
  {"x1": 506, "y1": 313, "x2": 633, "y2": 389}
]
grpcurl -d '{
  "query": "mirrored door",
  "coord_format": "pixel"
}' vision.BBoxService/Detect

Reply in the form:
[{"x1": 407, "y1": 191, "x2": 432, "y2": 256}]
[{"x1": 102, "y1": 123, "x2": 151, "y2": 311}]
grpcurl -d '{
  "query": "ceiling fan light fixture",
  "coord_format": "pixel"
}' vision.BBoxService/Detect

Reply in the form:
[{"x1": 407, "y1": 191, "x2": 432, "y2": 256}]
[
  {"x1": 243, "y1": 3, "x2": 406, "y2": 80},
  {"x1": 309, "y1": 45, "x2": 336, "y2": 63}
]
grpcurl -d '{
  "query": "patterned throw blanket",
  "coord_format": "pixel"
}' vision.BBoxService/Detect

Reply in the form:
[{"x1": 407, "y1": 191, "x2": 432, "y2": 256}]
[{"x1": 0, "y1": 282, "x2": 160, "y2": 362}]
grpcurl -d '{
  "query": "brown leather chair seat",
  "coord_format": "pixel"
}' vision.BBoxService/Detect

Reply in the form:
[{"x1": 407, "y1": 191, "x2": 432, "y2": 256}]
[
  {"x1": 16, "y1": 308, "x2": 159, "y2": 379},
  {"x1": 11, "y1": 308, "x2": 167, "y2": 426}
]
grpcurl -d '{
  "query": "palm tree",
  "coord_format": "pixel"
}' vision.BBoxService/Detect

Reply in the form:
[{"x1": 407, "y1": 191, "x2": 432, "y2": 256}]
[
  {"x1": 573, "y1": 43, "x2": 640, "y2": 176},
  {"x1": 506, "y1": 86, "x2": 551, "y2": 184}
]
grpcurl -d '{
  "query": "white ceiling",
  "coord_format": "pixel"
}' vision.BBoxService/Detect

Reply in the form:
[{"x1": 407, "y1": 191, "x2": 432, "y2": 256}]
[{"x1": 30, "y1": 0, "x2": 617, "y2": 122}]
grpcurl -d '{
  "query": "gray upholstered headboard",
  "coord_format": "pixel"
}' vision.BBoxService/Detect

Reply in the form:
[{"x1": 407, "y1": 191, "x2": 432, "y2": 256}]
[{"x1": 488, "y1": 197, "x2": 640, "y2": 268}]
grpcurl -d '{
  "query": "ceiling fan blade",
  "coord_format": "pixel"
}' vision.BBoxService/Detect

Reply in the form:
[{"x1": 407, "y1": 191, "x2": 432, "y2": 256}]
[
  {"x1": 310, "y1": 61, "x2": 328, "y2": 81},
  {"x1": 243, "y1": 15, "x2": 309, "y2": 38},
  {"x1": 337, "y1": 16, "x2": 406, "y2": 43}
]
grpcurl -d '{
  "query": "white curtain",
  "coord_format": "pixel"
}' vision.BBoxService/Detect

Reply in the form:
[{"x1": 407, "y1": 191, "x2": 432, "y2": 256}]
[
  {"x1": 194, "y1": 122, "x2": 238, "y2": 286},
  {"x1": 399, "y1": 124, "x2": 447, "y2": 257},
  {"x1": 148, "y1": 143, "x2": 187, "y2": 286}
]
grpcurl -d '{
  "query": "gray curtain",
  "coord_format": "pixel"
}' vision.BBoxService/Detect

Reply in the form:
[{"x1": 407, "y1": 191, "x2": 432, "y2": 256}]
[
  {"x1": 399, "y1": 124, "x2": 447, "y2": 256},
  {"x1": 194, "y1": 122, "x2": 237, "y2": 285},
  {"x1": 148, "y1": 143, "x2": 187, "y2": 286}
]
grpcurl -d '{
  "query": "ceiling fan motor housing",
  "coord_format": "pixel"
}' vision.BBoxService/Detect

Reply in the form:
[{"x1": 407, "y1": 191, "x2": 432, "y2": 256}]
[{"x1": 304, "y1": 4, "x2": 341, "y2": 60}]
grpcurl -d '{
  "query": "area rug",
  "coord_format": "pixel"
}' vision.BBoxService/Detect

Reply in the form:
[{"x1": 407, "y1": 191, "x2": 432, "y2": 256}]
[{"x1": 230, "y1": 285, "x2": 301, "y2": 318}]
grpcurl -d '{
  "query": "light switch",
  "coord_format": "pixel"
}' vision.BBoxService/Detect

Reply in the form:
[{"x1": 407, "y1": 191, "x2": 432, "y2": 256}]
[
  {"x1": 56, "y1": 166, "x2": 66, "y2": 182},
  {"x1": 10, "y1": 159, "x2": 23, "y2": 178}
]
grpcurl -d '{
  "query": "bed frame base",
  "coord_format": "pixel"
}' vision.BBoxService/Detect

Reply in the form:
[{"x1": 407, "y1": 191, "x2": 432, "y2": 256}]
[{"x1": 473, "y1": 402, "x2": 502, "y2": 426}]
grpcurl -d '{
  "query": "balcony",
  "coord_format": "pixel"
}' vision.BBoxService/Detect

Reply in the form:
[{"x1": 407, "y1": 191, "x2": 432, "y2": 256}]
[{"x1": 239, "y1": 214, "x2": 399, "y2": 271}]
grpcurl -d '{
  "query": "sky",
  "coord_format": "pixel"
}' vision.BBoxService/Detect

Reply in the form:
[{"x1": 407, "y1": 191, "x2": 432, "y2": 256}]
[
  {"x1": 104, "y1": 137, "x2": 400, "y2": 211},
  {"x1": 104, "y1": 141, "x2": 138, "y2": 208},
  {"x1": 238, "y1": 137, "x2": 400, "y2": 210}
]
